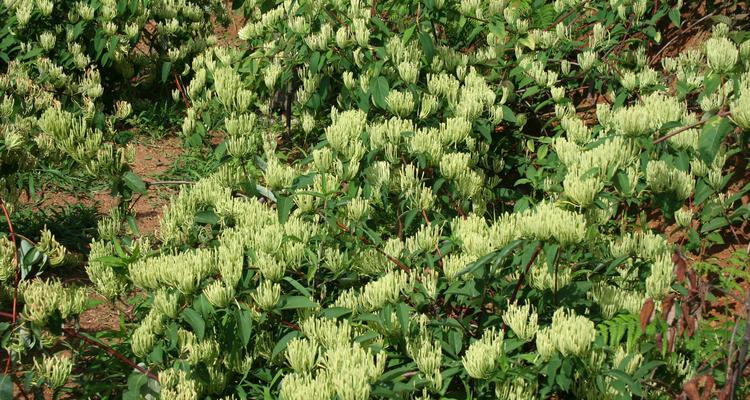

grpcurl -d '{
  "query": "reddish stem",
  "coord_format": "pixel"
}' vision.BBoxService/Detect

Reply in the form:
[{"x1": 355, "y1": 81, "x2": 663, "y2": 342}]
[
  {"x1": 173, "y1": 72, "x2": 191, "y2": 108},
  {"x1": 335, "y1": 221, "x2": 409, "y2": 271},
  {"x1": 62, "y1": 328, "x2": 159, "y2": 382},
  {"x1": 502, "y1": 243, "x2": 543, "y2": 332},
  {"x1": 0, "y1": 198, "x2": 19, "y2": 374}
]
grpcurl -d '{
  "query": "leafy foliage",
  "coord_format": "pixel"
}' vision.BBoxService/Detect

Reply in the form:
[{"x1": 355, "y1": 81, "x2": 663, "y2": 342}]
[{"x1": 1, "y1": 0, "x2": 750, "y2": 399}]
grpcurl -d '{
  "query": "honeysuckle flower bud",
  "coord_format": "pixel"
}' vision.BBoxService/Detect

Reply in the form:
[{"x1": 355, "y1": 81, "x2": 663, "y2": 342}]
[
  {"x1": 264, "y1": 61, "x2": 283, "y2": 89},
  {"x1": 496, "y1": 377, "x2": 536, "y2": 400},
  {"x1": 39, "y1": 32, "x2": 56, "y2": 51},
  {"x1": 36, "y1": 228, "x2": 67, "y2": 266},
  {"x1": 385, "y1": 90, "x2": 414, "y2": 117},
  {"x1": 288, "y1": 16, "x2": 309, "y2": 35},
  {"x1": 712, "y1": 23, "x2": 730, "y2": 38},
  {"x1": 517, "y1": 202, "x2": 586, "y2": 245},
  {"x1": 560, "y1": 116, "x2": 590, "y2": 145},
  {"x1": 345, "y1": 196, "x2": 371, "y2": 222},
  {"x1": 707, "y1": 167, "x2": 724, "y2": 190},
  {"x1": 342, "y1": 71, "x2": 356, "y2": 91},
  {"x1": 613, "y1": 346, "x2": 644, "y2": 375},
  {"x1": 554, "y1": 102, "x2": 575, "y2": 119},
  {"x1": 540, "y1": 308, "x2": 596, "y2": 360},
  {"x1": 588, "y1": 282, "x2": 644, "y2": 318},
  {"x1": 639, "y1": 67, "x2": 658, "y2": 88},
  {"x1": 462, "y1": 327, "x2": 504, "y2": 379},
  {"x1": 353, "y1": 18, "x2": 369, "y2": 47},
  {"x1": 535, "y1": 326, "x2": 556, "y2": 361},
  {"x1": 700, "y1": 90, "x2": 724, "y2": 113},
  {"x1": 37, "y1": 0, "x2": 53, "y2": 15},
  {"x1": 279, "y1": 372, "x2": 334, "y2": 400},
  {"x1": 591, "y1": 23, "x2": 608, "y2": 48},
  {"x1": 35, "y1": 354, "x2": 73, "y2": 388},
  {"x1": 285, "y1": 338, "x2": 318, "y2": 373},
  {"x1": 529, "y1": 259, "x2": 572, "y2": 291},
  {"x1": 632, "y1": 0, "x2": 647, "y2": 19},
  {"x1": 551, "y1": 86, "x2": 565, "y2": 103},
  {"x1": 611, "y1": 105, "x2": 650, "y2": 136},
  {"x1": 674, "y1": 208, "x2": 693, "y2": 229},
  {"x1": 442, "y1": 252, "x2": 474, "y2": 281},
  {"x1": 577, "y1": 50, "x2": 596, "y2": 71},
  {"x1": 359, "y1": 270, "x2": 412, "y2": 311},
  {"x1": 731, "y1": 85, "x2": 750, "y2": 130},
  {"x1": 252, "y1": 279, "x2": 281, "y2": 311},
  {"x1": 646, "y1": 253, "x2": 673, "y2": 299},
  {"x1": 131, "y1": 324, "x2": 156, "y2": 357},
  {"x1": 502, "y1": 302, "x2": 538, "y2": 342},
  {"x1": 440, "y1": 152, "x2": 471, "y2": 180},
  {"x1": 418, "y1": 94, "x2": 438, "y2": 120},
  {"x1": 153, "y1": 289, "x2": 180, "y2": 319},
  {"x1": 427, "y1": 73, "x2": 459, "y2": 104},
  {"x1": 563, "y1": 171, "x2": 603, "y2": 208},
  {"x1": 336, "y1": 26, "x2": 353, "y2": 48},
  {"x1": 407, "y1": 336, "x2": 443, "y2": 389},
  {"x1": 114, "y1": 101, "x2": 132, "y2": 119},
  {"x1": 159, "y1": 369, "x2": 200, "y2": 400},
  {"x1": 620, "y1": 70, "x2": 637, "y2": 91},
  {"x1": 705, "y1": 36, "x2": 738, "y2": 73},
  {"x1": 203, "y1": 280, "x2": 235, "y2": 308},
  {"x1": 646, "y1": 160, "x2": 694, "y2": 200},
  {"x1": 439, "y1": 116, "x2": 471, "y2": 145},
  {"x1": 264, "y1": 157, "x2": 297, "y2": 189},
  {"x1": 398, "y1": 61, "x2": 419, "y2": 84}
]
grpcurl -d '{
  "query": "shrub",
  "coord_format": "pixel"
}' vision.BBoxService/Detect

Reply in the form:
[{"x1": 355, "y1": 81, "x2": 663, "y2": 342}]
[{"x1": 2, "y1": 0, "x2": 750, "y2": 398}]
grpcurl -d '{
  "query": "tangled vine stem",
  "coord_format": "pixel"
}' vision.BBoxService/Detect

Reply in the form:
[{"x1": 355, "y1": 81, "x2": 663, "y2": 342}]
[
  {"x1": 502, "y1": 243, "x2": 543, "y2": 333},
  {"x1": 0, "y1": 198, "x2": 20, "y2": 375},
  {"x1": 0, "y1": 311, "x2": 159, "y2": 383},
  {"x1": 173, "y1": 71, "x2": 191, "y2": 108},
  {"x1": 335, "y1": 221, "x2": 409, "y2": 271},
  {"x1": 62, "y1": 328, "x2": 159, "y2": 382},
  {"x1": 653, "y1": 110, "x2": 731, "y2": 144},
  {"x1": 726, "y1": 288, "x2": 750, "y2": 400}
]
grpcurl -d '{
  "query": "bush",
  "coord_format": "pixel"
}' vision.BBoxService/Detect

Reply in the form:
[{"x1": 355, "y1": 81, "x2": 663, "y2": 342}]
[{"x1": 2, "y1": 0, "x2": 750, "y2": 398}]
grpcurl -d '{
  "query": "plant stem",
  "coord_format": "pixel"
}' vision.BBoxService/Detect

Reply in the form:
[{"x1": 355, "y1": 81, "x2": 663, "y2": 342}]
[
  {"x1": 0, "y1": 198, "x2": 20, "y2": 375},
  {"x1": 62, "y1": 328, "x2": 159, "y2": 382},
  {"x1": 653, "y1": 110, "x2": 730, "y2": 144},
  {"x1": 502, "y1": 243, "x2": 543, "y2": 332}
]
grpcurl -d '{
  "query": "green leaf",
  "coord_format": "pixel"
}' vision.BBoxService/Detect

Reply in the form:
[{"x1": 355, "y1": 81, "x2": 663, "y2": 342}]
[
  {"x1": 283, "y1": 277, "x2": 312, "y2": 297},
  {"x1": 370, "y1": 76, "x2": 390, "y2": 109},
  {"x1": 195, "y1": 210, "x2": 220, "y2": 225},
  {"x1": 700, "y1": 217, "x2": 729, "y2": 233},
  {"x1": 402, "y1": 25, "x2": 417, "y2": 44},
  {"x1": 395, "y1": 302, "x2": 411, "y2": 338},
  {"x1": 161, "y1": 61, "x2": 172, "y2": 83},
  {"x1": 276, "y1": 195, "x2": 294, "y2": 224},
  {"x1": 698, "y1": 116, "x2": 732, "y2": 164},
  {"x1": 0, "y1": 374, "x2": 12, "y2": 400},
  {"x1": 668, "y1": 7, "x2": 681, "y2": 27},
  {"x1": 278, "y1": 296, "x2": 319, "y2": 310},
  {"x1": 181, "y1": 308, "x2": 205, "y2": 340},
  {"x1": 694, "y1": 179, "x2": 713, "y2": 205},
  {"x1": 93, "y1": 255, "x2": 127, "y2": 268},
  {"x1": 271, "y1": 331, "x2": 300, "y2": 359},
  {"x1": 123, "y1": 171, "x2": 147, "y2": 194},
  {"x1": 418, "y1": 31, "x2": 434, "y2": 63},
  {"x1": 236, "y1": 308, "x2": 252, "y2": 347},
  {"x1": 321, "y1": 307, "x2": 352, "y2": 319}
]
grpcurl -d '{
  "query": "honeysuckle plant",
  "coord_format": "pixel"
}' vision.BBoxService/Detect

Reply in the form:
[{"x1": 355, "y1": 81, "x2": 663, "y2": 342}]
[
  {"x1": 0, "y1": 0, "x2": 748, "y2": 398},
  {"x1": 74, "y1": 0, "x2": 750, "y2": 399}
]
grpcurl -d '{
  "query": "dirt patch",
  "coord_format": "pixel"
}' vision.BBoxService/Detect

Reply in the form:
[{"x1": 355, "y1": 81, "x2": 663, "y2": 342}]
[
  {"x1": 27, "y1": 137, "x2": 183, "y2": 237},
  {"x1": 78, "y1": 296, "x2": 124, "y2": 333},
  {"x1": 215, "y1": 2, "x2": 246, "y2": 47}
]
